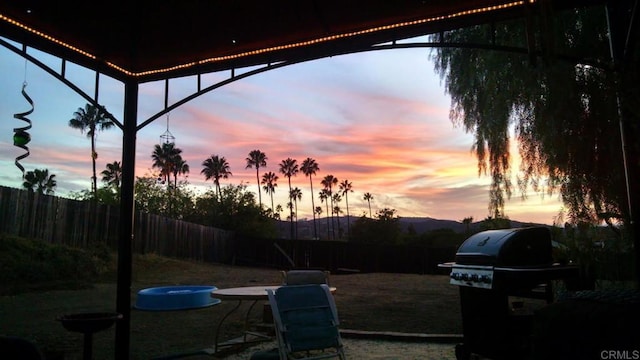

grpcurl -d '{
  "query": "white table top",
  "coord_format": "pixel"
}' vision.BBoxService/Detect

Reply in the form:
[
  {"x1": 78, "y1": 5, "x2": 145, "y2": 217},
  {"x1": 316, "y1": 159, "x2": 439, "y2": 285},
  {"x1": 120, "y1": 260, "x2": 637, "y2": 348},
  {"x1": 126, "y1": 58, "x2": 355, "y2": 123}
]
[
  {"x1": 211, "y1": 285, "x2": 336, "y2": 301},
  {"x1": 210, "y1": 285, "x2": 281, "y2": 300}
]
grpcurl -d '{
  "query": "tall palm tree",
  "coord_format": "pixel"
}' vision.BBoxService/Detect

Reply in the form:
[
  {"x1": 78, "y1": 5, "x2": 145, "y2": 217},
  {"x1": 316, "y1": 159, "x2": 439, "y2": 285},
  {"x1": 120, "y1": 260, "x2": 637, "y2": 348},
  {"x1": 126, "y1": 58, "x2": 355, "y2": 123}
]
[
  {"x1": 301, "y1": 157, "x2": 320, "y2": 240},
  {"x1": 339, "y1": 179, "x2": 353, "y2": 239},
  {"x1": 286, "y1": 201, "x2": 294, "y2": 221},
  {"x1": 319, "y1": 189, "x2": 331, "y2": 240},
  {"x1": 23, "y1": 168, "x2": 56, "y2": 195},
  {"x1": 290, "y1": 187, "x2": 303, "y2": 238},
  {"x1": 201, "y1": 155, "x2": 232, "y2": 198},
  {"x1": 151, "y1": 142, "x2": 183, "y2": 187},
  {"x1": 279, "y1": 158, "x2": 299, "y2": 239},
  {"x1": 321, "y1": 175, "x2": 338, "y2": 240},
  {"x1": 246, "y1": 149, "x2": 267, "y2": 208},
  {"x1": 364, "y1": 192, "x2": 374, "y2": 218},
  {"x1": 101, "y1": 161, "x2": 122, "y2": 192},
  {"x1": 332, "y1": 193, "x2": 342, "y2": 239},
  {"x1": 68, "y1": 103, "x2": 114, "y2": 198},
  {"x1": 261, "y1": 171, "x2": 279, "y2": 215}
]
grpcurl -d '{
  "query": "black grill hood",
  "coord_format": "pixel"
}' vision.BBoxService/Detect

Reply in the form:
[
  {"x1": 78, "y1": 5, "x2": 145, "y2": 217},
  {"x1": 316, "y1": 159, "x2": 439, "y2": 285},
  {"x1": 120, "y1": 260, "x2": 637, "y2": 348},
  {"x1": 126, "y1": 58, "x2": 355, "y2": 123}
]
[{"x1": 455, "y1": 227, "x2": 553, "y2": 267}]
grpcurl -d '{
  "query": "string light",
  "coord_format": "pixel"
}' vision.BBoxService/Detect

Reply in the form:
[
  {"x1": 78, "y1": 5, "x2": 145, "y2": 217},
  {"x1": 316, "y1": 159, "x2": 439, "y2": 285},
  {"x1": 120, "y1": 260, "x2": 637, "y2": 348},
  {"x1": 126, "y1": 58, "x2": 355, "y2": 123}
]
[
  {"x1": 0, "y1": 14, "x2": 96, "y2": 60},
  {"x1": 1, "y1": 1, "x2": 530, "y2": 78}
]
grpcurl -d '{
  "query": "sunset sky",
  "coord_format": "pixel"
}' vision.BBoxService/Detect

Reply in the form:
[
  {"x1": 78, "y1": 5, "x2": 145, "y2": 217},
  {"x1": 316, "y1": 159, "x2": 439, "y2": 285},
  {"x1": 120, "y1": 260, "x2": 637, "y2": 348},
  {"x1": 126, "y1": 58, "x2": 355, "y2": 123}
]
[{"x1": 0, "y1": 36, "x2": 565, "y2": 225}]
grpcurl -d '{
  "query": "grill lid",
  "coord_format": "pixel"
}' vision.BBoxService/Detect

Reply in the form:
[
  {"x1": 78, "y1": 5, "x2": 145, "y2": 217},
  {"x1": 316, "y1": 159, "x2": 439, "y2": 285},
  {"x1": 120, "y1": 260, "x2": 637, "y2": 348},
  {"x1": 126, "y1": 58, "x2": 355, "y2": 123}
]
[{"x1": 455, "y1": 227, "x2": 553, "y2": 267}]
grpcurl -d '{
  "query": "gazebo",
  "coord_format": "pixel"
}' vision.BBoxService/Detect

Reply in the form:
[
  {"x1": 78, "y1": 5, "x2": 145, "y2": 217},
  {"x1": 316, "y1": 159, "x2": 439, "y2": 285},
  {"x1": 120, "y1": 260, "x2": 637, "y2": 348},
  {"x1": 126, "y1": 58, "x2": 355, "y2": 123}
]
[{"x1": 1, "y1": 1, "x2": 636, "y2": 359}]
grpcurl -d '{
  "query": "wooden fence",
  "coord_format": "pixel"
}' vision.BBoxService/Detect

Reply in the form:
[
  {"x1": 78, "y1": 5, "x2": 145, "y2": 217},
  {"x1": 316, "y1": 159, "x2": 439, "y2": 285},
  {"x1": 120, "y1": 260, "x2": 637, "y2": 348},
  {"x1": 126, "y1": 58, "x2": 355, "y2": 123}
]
[
  {"x1": 232, "y1": 236, "x2": 455, "y2": 274},
  {"x1": 0, "y1": 186, "x2": 234, "y2": 263},
  {"x1": 0, "y1": 186, "x2": 456, "y2": 274}
]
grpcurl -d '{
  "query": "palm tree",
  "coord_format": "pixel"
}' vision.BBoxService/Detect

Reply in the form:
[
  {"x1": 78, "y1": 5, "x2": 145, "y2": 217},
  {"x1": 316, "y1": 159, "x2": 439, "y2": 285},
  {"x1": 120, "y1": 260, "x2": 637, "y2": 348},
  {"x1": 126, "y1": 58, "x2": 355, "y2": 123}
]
[
  {"x1": 321, "y1": 175, "x2": 338, "y2": 240},
  {"x1": 201, "y1": 155, "x2": 232, "y2": 198},
  {"x1": 151, "y1": 142, "x2": 183, "y2": 187},
  {"x1": 332, "y1": 193, "x2": 342, "y2": 239},
  {"x1": 68, "y1": 103, "x2": 114, "y2": 198},
  {"x1": 286, "y1": 202, "x2": 294, "y2": 221},
  {"x1": 279, "y1": 158, "x2": 299, "y2": 239},
  {"x1": 261, "y1": 171, "x2": 279, "y2": 215},
  {"x1": 363, "y1": 192, "x2": 374, "y2": 218},
  {"x1": 23, "y1": 168, "x2": 56, "y2": 195},
  {"x1": 339, "y1": 179, "x2": 353, "y2": 239},
  {"x1": 151, "y1": 143, "x2": 186, "y2": 216},
  {"x1": 172, "y1": 158, "x2": 190, "y2": 188},
  {"x1": 319, "y1": 189, "x2": 331, "y2": 240},
  {"x1": 333, "y1": 202, "x2": 343, "y2": 238},
  {"x1": 290, "y1": 187, "x2": 303, "y2": 238},
  {"x1": 101, "y1": 161, "x2": 122, "y2": 192},
  {"x1": 246, "y1": 150, "x2": 267, "y2": 208},
  {"x1": 314, "y1": 206, "x2": 323, "y2": 238},
  {"x1": 301, "y1": 157, "x2": 320, "y2": 240}
]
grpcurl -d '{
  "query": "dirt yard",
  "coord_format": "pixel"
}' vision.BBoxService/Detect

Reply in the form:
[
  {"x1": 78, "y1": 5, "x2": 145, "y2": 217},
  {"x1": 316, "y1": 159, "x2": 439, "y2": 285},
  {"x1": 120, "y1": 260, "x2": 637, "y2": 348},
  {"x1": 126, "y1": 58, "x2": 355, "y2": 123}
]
[{"x1": 0, "y1": 254, "x2": 462, "y2": 359}]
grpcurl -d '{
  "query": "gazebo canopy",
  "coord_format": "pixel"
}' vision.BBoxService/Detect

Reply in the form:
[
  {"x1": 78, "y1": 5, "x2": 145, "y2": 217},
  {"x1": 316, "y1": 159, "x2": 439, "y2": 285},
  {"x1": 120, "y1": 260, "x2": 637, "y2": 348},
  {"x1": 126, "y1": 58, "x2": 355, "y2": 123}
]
[{"x1": 0, "y1": 0, "x2": 604, "y2": 83}]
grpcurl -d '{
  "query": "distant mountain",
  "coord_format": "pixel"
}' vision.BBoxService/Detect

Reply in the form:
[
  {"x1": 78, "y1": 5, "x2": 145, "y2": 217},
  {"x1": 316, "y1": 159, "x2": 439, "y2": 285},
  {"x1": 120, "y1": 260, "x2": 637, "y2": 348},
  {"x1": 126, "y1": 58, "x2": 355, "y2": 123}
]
[
  {"x1": 276, "y1": 216, "x2": 547, "y2": 239},
  {"x1": 399, "y1": 217, "x2": 466, "y2": 233},
  {"x1": 399, "y1": 217, "x2": 545, "y2": 234}
]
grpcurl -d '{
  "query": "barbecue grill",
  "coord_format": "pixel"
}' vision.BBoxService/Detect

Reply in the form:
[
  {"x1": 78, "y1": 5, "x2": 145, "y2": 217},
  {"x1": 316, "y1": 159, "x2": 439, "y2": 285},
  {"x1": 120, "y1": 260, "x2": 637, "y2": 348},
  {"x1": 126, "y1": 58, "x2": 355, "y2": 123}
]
[{"x1": 440, "y1": 227, "x2": 579, "y2": 360}]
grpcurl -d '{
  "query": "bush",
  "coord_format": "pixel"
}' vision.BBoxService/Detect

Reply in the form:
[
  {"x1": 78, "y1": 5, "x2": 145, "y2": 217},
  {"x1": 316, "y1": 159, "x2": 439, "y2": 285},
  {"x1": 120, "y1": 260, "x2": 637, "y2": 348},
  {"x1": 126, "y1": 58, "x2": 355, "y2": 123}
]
[{"x1": 0, "y1": 234, "x2": 111, "y2": 295}]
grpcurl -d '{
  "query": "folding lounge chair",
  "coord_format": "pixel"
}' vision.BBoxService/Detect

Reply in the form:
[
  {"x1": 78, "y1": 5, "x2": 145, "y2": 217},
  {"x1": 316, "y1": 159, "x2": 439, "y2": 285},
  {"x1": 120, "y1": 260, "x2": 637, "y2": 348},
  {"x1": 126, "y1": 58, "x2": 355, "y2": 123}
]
[
  {"x1": 268, "y1": 284, "x2": 346, "y2": 360},
  {"x1": 281, "y1": 270, "x2": 330, "y2": 286}
]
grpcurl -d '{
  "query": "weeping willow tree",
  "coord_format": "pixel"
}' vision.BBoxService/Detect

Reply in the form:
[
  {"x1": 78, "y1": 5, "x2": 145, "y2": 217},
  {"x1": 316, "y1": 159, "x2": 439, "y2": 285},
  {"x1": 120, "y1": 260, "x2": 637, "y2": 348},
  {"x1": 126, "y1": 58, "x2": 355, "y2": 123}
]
[{"x1": 430, "y1": 3, "x2": 639, "y2": 230}]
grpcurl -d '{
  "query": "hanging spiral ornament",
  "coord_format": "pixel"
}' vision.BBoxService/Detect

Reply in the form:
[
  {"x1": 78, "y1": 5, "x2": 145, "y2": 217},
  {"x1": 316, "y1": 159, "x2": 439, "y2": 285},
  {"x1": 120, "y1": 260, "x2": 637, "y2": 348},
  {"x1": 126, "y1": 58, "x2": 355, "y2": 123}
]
[{"x1": 13, "y1": 82, "x2": 34, "y2": 177}]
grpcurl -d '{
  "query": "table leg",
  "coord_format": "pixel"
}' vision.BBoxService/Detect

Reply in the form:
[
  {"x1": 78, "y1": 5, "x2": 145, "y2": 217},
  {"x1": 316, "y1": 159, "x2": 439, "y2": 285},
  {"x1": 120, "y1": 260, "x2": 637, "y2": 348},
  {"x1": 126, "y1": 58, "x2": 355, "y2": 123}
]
[
  {"x1": 82, "y1": 332, "x2": 92, "y2": 360},
  {"x1": 243, "y1": 300, "x2": 259, "y2": 342},
  {"x1": 213, "y1": 299, "x2": 273, "y2": 354},
  {"x1": 214, "y1": 300, "x2": 243, "y2": 353}
]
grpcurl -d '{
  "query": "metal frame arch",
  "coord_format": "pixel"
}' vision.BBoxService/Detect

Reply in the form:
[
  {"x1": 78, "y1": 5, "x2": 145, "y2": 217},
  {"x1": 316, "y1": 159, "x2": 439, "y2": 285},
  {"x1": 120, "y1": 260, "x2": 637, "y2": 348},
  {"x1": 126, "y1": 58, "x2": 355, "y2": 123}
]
[
  {"x1": 368, "y1": 41, "x2": 611, "y2": 70},
  {"x1": 138, "y1": 60, "x2": 292, "y2": 131},
  {"x1": 0, "y1": 37, "x2": 124, "y2": 130},
  {"x1": 3, "y1": 33, "x2": 614, "y2": 138},
  {"x1": 139, "y1": 38, "x2": 611, "y2": 133}
]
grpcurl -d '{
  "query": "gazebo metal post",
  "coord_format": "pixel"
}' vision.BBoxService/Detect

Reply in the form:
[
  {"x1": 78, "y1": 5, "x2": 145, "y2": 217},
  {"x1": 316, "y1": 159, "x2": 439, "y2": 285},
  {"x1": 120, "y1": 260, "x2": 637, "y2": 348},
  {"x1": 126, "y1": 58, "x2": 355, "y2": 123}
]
[
  {"x1": 115, "y1": 80, "x2": 138, "y2": 360},
  {"x1": 606, "y1": 0, "x2": 639, "y2": 288}
]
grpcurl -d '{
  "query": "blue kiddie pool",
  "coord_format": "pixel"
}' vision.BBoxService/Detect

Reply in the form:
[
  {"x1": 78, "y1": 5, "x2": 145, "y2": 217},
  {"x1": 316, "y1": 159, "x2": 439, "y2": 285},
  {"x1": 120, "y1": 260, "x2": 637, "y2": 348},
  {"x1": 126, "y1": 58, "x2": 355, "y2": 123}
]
[{"x1": 134, "y1": 285, "x2": 220, "y2": 311}]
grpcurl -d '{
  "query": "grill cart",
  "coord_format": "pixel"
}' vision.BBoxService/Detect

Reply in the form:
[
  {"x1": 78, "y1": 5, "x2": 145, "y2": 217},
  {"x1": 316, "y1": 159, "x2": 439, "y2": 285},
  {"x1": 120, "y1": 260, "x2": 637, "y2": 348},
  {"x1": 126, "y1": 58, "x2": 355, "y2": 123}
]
[{"x1": 440, "y1": 227, "x2": 578, "y2": 360}]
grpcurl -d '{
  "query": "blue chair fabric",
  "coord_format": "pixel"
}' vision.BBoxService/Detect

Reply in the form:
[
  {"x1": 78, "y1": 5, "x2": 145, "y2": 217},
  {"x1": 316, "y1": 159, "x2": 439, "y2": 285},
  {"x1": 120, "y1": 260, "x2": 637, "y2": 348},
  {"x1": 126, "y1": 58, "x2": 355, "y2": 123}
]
[{"x1": 267, "y1": 284, "x2": 345, "y2": 360}]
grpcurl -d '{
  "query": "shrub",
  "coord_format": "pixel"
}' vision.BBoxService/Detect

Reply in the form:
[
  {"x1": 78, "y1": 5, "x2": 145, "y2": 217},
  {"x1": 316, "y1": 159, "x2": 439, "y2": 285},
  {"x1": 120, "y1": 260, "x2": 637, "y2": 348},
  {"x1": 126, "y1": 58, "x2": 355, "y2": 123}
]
[{"x1": 0, "y1": 234, "x2": 111, "y2": 295}]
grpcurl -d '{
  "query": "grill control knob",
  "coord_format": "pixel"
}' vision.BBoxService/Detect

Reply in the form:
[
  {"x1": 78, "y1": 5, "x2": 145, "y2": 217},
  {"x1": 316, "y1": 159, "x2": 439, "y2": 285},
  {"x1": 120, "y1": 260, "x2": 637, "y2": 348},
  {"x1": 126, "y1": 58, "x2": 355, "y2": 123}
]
[
  {"x1": 470, "y1": 274, "x2": 479, "y2": 282},
  {"x1": 480, "y1": 275, "x2": 492, "y2": 283},
  {"x1": 460, "y1": 273, "x2": 469, "y2": 281},
  {"x1": 451, "y1": 272, "x2": 461, "y2": 280}
]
